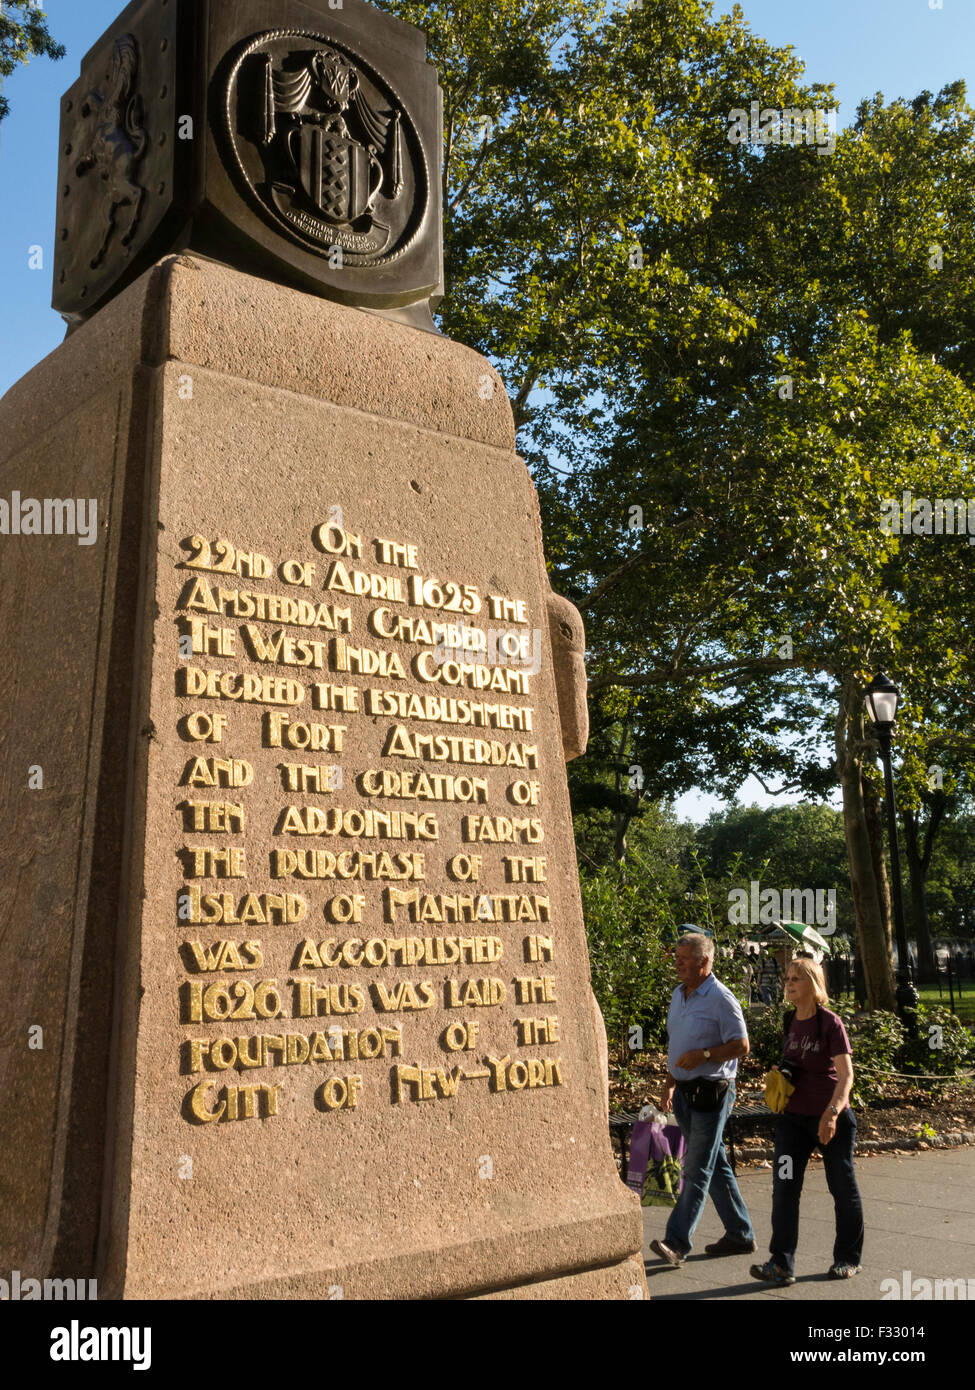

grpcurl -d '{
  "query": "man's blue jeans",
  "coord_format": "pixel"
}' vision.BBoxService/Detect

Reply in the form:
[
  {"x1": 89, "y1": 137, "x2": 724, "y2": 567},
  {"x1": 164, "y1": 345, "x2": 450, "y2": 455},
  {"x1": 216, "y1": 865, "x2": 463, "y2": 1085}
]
[{"x1": 665, "y1": 1081, "x2": 754, "y2": 1256}]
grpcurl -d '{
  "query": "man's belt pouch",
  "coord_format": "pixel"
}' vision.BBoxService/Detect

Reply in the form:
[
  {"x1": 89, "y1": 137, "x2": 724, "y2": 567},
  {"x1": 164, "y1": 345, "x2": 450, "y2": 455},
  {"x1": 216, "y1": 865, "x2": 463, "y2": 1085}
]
[{"x1": 678, "y1": 1078, "x2": 730, "y2": 1112}]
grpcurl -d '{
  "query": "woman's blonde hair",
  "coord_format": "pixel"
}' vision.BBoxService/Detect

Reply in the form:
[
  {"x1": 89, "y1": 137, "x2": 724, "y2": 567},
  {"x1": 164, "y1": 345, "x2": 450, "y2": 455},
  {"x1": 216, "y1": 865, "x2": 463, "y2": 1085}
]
[{"x1": 785, "y1": 954, "x2": 829, "y2": 1007}]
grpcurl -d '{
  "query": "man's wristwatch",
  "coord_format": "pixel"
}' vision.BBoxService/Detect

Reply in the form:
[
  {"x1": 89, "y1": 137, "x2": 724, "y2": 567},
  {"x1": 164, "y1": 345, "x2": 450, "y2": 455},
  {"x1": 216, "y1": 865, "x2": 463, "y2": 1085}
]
[
  {"x1": 702, "y1": 1049, "x2": 712, "y2": 1061},
  {"x1": 829, "y1": 1105, "x2": 839, "y2": 1116}
]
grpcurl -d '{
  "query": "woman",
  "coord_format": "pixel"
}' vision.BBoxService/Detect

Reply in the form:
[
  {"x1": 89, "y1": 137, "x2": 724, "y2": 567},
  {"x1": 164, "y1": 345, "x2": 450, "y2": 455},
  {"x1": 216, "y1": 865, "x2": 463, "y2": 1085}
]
[{"x1": 751, "y1": 955, "x2": 864, "y2": 1285}]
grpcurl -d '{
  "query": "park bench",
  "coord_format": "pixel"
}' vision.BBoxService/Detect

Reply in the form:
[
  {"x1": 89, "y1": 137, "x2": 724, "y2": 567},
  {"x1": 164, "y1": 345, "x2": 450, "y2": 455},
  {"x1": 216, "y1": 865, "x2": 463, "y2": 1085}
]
[
  {"x1": 609, "y1": 1111, "x2": 641, "y2": 1182},
  {"x1": 723, "y1": 1092, "x2": 776, "y2": 1168}
]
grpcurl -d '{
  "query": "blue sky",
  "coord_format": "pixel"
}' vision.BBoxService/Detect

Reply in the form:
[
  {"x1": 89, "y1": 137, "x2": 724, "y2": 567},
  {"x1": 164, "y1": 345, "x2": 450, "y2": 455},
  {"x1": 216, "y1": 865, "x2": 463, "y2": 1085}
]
[{"x1": 1, "y1": 0, "x2": 970, "y2": 819}]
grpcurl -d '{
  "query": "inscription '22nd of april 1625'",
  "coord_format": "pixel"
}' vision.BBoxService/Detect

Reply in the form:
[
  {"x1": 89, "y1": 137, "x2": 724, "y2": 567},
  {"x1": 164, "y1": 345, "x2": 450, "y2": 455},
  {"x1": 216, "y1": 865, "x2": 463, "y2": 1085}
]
[{"x1": 172, "y1": 524, "x2": 564, "y2": 1126}]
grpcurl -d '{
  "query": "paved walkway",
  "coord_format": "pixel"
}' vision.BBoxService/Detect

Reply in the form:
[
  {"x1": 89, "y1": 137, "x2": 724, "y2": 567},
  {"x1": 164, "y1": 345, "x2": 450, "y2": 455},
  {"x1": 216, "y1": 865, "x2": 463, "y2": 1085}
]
[{"x1": 642, "y1": 1146, "x2": 975, "y2": 1300}]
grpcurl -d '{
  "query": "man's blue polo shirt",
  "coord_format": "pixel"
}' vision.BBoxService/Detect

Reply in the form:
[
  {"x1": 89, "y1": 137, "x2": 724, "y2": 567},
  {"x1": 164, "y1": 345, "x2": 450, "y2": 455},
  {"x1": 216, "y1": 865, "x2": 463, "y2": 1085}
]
[{"x1": 667, "y1": 973, "x2": 748, "y2": 1081}]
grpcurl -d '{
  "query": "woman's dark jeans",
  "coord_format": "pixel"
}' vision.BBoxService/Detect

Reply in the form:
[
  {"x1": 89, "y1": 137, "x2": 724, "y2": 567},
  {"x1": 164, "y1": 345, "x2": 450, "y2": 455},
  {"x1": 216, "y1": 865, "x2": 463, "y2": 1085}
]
[{"x1": 770, "y1": 1108, "x2": 864, "y2": 1275}]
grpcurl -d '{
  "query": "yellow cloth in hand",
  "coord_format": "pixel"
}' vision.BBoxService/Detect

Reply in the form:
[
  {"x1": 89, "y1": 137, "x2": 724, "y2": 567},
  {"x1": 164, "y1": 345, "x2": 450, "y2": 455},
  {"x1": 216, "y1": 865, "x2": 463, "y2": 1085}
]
[{"x1": 764, "y1": 1067, "x2": 795, "y2": 1113}]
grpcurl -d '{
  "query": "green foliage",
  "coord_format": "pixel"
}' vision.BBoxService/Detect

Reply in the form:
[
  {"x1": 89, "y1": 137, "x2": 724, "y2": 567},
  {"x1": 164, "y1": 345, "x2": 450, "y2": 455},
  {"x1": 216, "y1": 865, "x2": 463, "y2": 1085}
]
[
  {"x1": 694, "y1": 801, "x2": 854, "y2": 939},
  {"x1": 915, "y1": 983, "x2": 975, "y2": 1025},
  {"x1": 834, "y1": 1005, "x2": 907, "y2": 1106},
  {"x1": 901, "y1": 1006, "x2": 975, "y2": 1082},
  {"x1": 697, "y1": 804, "x2": 848, "y2": 891},
  {"x1": 0, "y1": 2, "x2": 64, "y2": 122},
  {"x1": 579, "y1": 855, "x2": 674, "y2": 1065},
  {"x1": 751, "y1": 1000, "x2": 973, "y2": 1107},
  {"x1": 375, "y1": 1, "x2": 975, "y2": 1000},
  {"x1": 924, "y1": 815, "x2": 975, "y2": 938},
  {"x1": 833, "y1": 1004, "x2": 974, "y2": 1105},
  {"x1": 748, "y1": 1002, "x2": 789, "y2": 1070},
  {"x1": 580, "y1": 816, "x2": 772, "y2": 1062}
]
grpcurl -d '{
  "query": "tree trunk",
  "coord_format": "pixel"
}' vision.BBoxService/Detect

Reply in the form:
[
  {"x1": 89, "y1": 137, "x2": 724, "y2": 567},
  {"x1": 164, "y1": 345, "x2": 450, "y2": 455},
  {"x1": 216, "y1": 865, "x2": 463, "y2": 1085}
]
[
  {"x1": 835, "y1": 677, "x2": 896, "y2": 1010},
  {"x1": 863, "y1": 776, "x2": 893, "y2": 962},
  {"x1": 613, "y1": 763, "x2": 626, "y2": 862},
  {"x1": 613, "y1": 719, "x2": 633, "y2": 864},
  {"x1": 902, "y1": 799, "x2": 945, "y2": 983}
]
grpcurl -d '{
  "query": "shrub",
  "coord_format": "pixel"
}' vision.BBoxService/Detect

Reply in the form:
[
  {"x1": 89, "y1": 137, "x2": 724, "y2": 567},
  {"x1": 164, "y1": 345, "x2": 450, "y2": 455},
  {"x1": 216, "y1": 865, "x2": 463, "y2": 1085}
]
[
  {"x1": 899, "y1": 1005, "x2": 975, "y2": 1085},
  {"x1": 832, "y1": 1003, "x2": 974, "y2": 1105},
  {"x1": 834, "y1": 1005, "x2": 906, "y2": 1106},
  {"x1": 747, "y1": 1002, "x2": 789, "y2": 1070},
  {"x1": 580, "y1": 858, "x2": 674, "y2": 1064}
]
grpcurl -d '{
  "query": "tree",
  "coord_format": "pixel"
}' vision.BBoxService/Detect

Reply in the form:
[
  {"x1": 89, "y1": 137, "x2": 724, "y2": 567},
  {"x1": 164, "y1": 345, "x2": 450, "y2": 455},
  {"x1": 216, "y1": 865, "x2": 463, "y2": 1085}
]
[
  {"x1": 534, "y1": 71, "x2": 975, "y2": 1008},
  {"x1": 379, "y1": 0, "x2": 820, "y2": 451},
  {"x1": 0, "y1": 2, "x2": 64, "y2": 123},
  {"x1": 377, "y1": 1, "x2": 975, "y2": 1008},
  {"x1": 896, "y1": 729, "x2": 975, "y2": 979},
  {"x1": 826, "y1": 84, "x2": 975, "y2": 387},
  {"x1": 695, "y1": 801, "x2": 852, "y2": 933}
]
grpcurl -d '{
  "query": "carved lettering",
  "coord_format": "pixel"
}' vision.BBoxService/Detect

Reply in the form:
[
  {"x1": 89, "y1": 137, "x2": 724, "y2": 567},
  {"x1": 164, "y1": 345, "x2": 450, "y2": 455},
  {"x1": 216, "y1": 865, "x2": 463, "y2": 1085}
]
[
  {"x1": 183, "y1": 845, "x2": 247, "y2": 877},
  {"x1": 463, "y1": 815, "x2": 543, "y2": 844},
  {"x1": 271, "y1": 849, "x2": 425, "y2": 881},
  {"x1": 181, "y1": 887, "x2": 306, "y2": 925},
  {"x1": 182, "y1": 800, "x2": 245, "y2": 832},
  {"x1": 365, "y1": 688, "x2": 534, "y2": 731},
  {"x1": 188, "y1": 1080, "x2": 283, "y2": 1122},
  {"x1": 180, "y1": 576, "x2": 351, "y2": 630},
  {"x1": 515, "y1": 1016, "x2": 561, "y2": 1045},
  {"x1": 384, "y1": 889, "x2": 550, "y2": 924},
  {"x1": 292, "y1": 936, "x2": 503, "y2": 969},
  {"x1": 514, "y1": 976, "x2": 558, "y2": 1004},
  {"x1": 265, "y1": 713, "x2": 345, "y2": 750}
]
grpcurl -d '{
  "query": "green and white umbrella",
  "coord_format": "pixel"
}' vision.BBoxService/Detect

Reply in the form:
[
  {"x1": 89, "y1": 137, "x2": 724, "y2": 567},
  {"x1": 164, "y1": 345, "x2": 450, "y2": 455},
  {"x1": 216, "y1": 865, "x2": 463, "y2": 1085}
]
[{"x1": 759, "y1": 921, "x2": 833, "y2": 957}]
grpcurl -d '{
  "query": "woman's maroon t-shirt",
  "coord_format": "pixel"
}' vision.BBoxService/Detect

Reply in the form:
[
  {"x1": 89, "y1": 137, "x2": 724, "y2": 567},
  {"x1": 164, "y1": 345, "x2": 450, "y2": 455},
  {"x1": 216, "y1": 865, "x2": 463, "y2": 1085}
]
[{"x1": 783, "y1": 1007, "x2": 852, "y2": 1116}]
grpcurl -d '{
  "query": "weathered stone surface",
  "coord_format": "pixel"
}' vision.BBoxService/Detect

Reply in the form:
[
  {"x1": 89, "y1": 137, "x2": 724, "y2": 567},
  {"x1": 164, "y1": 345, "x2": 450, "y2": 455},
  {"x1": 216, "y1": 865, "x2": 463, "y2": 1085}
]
[
  {"x1": 473, "y1": 1254, "x2": 648, "y2": 1300},
  {"x1": 547, "y1": 591, "x2": 590, "y2": 762},
  {"x1": 0, "y1": 255, "x2": 645, "y2": 1299},
  {"x1": 157, "y1": 255, "x2": 514, "y2": 450}
]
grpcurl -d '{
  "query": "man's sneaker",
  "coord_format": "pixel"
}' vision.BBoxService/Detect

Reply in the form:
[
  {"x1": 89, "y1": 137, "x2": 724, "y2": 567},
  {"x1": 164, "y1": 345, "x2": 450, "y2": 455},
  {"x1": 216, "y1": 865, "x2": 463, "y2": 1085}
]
[
  {"x1": 750, "y1": 1260, "x2": 795, "y2": 1287},
  {"x1": 828, "y1": 1263, "x2": 861, "y2": 1280},
  {"x1": 705, "y1": 1235, "x2": 757, "y2": 1256},
  {"x1": 650, "y1": 1238, "x2": 685, "y2": 1267}
]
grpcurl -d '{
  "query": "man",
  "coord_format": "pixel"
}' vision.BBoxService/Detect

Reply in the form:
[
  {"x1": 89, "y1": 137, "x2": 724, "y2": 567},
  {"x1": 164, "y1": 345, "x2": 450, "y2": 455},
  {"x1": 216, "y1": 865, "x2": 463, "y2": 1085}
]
[
  {"x1": 758, "y1": 952, "x2": 781, "y2": 1006},
  {"x1": 650, "y1": 932, "x2": 756, "y2": 1266}
]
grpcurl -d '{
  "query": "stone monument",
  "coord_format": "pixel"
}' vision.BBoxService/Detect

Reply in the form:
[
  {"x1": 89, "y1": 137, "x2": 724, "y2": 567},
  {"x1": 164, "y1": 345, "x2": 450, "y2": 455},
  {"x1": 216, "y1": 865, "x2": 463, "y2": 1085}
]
[{"x1": 0, "y1": 0, "x2": 646, "y2": 1300}]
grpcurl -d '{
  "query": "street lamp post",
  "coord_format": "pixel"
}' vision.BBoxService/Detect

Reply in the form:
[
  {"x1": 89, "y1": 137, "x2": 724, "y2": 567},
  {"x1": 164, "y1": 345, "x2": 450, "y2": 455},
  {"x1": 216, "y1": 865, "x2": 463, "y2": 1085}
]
[{"x1": 864, "y1": 672, "x2": 919, "y2": 1027}]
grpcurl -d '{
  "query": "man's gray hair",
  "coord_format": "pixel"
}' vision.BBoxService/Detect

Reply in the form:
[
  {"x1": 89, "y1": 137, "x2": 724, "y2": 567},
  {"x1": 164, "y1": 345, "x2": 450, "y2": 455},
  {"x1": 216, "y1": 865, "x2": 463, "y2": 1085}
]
[{"x1": 677, "y1": 932, "x2": 715, "y2": 963}]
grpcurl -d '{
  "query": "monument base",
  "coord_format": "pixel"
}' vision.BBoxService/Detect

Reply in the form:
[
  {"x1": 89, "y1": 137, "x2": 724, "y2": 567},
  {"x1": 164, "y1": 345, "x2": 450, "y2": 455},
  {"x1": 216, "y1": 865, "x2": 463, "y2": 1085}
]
[
  {"x1": 0, "y1": 255, "x2": 646, "y2": 1301},
  {"x1": 473, "y1": 1255, "x2": 647, "y2": 1300}
]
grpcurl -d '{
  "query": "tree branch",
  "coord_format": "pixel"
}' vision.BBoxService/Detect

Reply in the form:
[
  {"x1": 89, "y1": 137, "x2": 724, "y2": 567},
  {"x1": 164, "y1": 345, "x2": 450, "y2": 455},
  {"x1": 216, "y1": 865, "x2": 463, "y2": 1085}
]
[
  {"x1": 588, "y1": 654, "x2": 824, "y2": 694},
  {"x1": 749, "y1": 771, "x2": 806, "y2": 796},
  {"x1": 575, "y1": 553, "x2": 650, "y2": 612},
  {"x1": 448, "y1": 125, "x2": 493, "y2": 214}
]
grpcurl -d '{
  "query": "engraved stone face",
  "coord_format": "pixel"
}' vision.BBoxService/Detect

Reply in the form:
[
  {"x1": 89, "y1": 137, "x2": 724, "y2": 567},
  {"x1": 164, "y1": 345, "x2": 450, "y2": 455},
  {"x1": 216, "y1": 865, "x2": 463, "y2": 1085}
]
[
  {"x1": 222, "y1": 31, "x2": 428, "y2": 268},
  {"x1": 52, "y1": 0, "x2": 444, "y2": 326}
]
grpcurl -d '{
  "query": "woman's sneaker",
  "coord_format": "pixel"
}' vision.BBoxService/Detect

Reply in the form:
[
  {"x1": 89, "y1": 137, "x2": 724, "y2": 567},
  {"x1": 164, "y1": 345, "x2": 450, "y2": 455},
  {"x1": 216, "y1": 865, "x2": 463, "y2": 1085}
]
[{"x1": 750, "y1": 1260, "x2": 795, "y2": 1287}]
